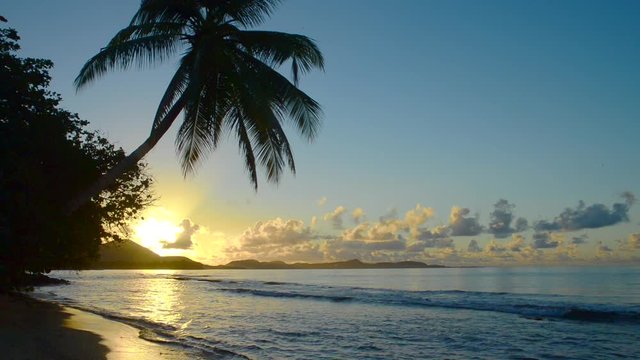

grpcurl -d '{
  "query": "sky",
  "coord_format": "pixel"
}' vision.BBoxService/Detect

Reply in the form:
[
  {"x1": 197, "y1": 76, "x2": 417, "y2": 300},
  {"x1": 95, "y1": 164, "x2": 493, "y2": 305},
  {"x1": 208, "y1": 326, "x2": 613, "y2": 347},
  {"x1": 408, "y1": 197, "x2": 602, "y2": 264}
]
[{"x1": 4, "y1": 0, "x2": 640, "y2": 266}]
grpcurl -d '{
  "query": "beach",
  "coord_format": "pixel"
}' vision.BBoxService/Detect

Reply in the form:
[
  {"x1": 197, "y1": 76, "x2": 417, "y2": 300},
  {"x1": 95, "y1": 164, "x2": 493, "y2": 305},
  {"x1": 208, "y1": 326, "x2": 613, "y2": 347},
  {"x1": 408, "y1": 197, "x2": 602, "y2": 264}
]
[{"x1": 0, "y1": 294, "x2": 189, "y2": 360}]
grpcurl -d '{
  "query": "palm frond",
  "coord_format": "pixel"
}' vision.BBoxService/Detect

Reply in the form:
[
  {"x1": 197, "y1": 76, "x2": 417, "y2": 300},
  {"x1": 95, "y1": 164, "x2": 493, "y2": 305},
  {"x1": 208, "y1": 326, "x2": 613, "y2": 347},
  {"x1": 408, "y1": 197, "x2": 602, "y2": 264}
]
[
  {"x1": 75, "y1": 34, "x2": 179, "y2": 89},
  {"x1": 229, "y1": 107, "x2": 258, "y2": 190},
  {"x1": 153, "y1": 53, "x2": 192, "y2": 129},
  {"x1": 255, "y1": 115, "x2": 295, "y2": 180},
  {"x1": 131, "y1": 0, "x2": 201, "y2": 26},
  {"x1": 108, "y1": 22, "x2": 185, "y2": 46},
  {"x1": 175, "y1": 70, "x2": 222, "y2": 176},
  {"x1": 233, "y1": 50, "x2": 323, "y2": 141},
  {"x1": 235, "y1": 30, "x2": 324, "y2": 86},
  {"x1": 176, "y1": 92, "x2": 211, "y2": 176},
  {"x1": 238, "y1": 84, "x2": 294, "y2": 182},
  {"x1": 223, "y1": 56, "x2": 296, "y2": 183},
  {"x1": 214, "y1": 0, "x2": 283, "y2": 28}
]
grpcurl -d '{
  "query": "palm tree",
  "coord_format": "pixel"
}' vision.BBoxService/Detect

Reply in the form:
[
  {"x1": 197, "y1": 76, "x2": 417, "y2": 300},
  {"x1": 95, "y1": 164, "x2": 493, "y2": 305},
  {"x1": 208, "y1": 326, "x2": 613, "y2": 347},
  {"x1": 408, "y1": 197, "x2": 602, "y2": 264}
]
[{"x1": 67, "y1": 0, "x2": 324, "y2": 213}]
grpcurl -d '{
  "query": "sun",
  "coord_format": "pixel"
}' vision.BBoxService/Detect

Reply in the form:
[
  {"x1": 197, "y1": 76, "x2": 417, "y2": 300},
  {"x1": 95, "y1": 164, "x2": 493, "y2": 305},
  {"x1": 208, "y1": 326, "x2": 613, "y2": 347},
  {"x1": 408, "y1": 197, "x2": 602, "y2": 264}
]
[{"x1": 133, "y1": 218, "x2": 183, "y2": 255}]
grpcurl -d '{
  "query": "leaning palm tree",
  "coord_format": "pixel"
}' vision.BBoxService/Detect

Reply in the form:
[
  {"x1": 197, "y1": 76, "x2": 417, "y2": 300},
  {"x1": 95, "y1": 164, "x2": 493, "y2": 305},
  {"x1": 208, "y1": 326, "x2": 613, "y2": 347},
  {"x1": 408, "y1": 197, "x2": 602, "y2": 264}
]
[{"x1": 67, "y1": 0, "x2": 323, "y2": 213}]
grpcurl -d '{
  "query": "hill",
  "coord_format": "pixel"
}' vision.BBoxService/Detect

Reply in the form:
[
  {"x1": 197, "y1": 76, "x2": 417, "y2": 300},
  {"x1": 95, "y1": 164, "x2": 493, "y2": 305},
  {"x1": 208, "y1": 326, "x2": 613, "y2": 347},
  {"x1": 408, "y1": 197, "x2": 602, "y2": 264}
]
[
  {"x1": 218, "y1": 258, "x2": 444, "y2": 269},
  {"x1": 80, "y1": 240, "x2": 444, "y2": 270},
  {"x1": 89, "y1": 240, "x2": 211, "y2": 269}
]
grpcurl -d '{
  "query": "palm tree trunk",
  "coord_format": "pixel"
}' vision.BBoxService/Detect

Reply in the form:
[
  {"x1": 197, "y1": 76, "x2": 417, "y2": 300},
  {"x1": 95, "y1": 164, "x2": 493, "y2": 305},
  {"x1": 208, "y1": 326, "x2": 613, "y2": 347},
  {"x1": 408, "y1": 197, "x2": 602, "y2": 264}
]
[{"x1": 65, "y1": 97, "x2": 186, "y2": 215}]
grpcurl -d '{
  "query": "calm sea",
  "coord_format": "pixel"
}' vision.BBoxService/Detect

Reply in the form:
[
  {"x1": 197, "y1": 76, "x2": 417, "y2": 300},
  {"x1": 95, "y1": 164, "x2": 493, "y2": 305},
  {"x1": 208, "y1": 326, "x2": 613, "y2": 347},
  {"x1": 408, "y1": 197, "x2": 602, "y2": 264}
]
[{"x1": 33, "y1": 266, "x2": 640, "y2": 359}]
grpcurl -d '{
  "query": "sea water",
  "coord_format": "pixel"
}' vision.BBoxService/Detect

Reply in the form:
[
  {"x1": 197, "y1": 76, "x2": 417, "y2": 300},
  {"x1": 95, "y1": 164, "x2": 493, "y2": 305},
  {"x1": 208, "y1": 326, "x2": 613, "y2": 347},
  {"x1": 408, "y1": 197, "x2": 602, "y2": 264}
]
[{"x1": 33, "y1": 266, "x2": 640, "y2": 359}]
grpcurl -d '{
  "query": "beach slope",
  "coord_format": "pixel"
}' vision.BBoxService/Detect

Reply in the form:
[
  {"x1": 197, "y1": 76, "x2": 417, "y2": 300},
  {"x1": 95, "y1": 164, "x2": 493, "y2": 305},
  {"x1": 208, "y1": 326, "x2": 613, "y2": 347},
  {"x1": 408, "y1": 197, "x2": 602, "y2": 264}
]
[{"x1": 0, "y1": 294, "x2": 189, "y2": 360}]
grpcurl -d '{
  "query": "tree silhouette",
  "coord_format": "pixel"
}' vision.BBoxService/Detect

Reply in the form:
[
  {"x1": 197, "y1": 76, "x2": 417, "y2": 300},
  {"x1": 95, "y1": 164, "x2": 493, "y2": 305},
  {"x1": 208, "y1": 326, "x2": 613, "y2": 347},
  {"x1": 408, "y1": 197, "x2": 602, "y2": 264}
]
[
  {"x1": 0, "y1": 25, "x2": 153, "y2": 289},
  {"x1": 68, "y1": 0, "x2": 324, "y2": 213}
]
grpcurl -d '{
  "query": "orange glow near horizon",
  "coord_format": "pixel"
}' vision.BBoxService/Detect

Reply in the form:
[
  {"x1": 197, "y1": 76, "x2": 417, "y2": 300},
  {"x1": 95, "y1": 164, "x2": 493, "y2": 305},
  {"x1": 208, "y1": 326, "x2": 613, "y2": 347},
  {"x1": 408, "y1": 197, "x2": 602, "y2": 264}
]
[{"x1": 133, "y1": 218, "x2": 183, "y2": 256}]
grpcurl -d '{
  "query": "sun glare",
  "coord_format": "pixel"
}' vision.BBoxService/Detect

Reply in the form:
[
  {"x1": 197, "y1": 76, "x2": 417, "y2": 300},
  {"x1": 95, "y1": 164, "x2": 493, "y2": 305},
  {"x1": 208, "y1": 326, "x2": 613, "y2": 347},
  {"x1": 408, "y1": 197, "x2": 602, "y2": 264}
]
[{"x1": 133, "y1": 218, "x2": 183, "y2": 255}]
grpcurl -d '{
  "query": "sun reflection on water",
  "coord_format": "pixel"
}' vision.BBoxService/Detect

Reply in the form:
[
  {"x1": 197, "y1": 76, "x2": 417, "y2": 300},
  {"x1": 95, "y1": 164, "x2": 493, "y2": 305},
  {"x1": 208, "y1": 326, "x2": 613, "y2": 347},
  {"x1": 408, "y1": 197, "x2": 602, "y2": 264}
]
[{"x1": 133, "y1": 270, "x2": 185, "y2": 326}]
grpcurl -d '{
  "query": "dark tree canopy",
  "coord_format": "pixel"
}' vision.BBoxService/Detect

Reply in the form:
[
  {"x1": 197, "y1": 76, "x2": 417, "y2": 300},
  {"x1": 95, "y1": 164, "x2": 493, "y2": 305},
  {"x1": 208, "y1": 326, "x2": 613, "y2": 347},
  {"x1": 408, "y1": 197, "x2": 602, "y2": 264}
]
[{"x1": 0, "y1": 25, "x2": 154, "y2": 289}]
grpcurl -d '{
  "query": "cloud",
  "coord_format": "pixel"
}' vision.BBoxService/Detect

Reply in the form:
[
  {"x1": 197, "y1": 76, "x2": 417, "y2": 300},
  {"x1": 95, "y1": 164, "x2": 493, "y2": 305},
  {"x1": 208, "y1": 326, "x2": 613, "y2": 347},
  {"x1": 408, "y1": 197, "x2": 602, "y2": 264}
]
[
  {"x1": 484, "y1": 240, "x2": 508, "y2": 254},
  {"x1": 596, "y1": 241, "x2": 613, "y2": 257},
  {"x1": 514, "y1": 218, "x2": 528, "y2": 232},
  {"x1": 449, "y1": 207, "x2": 482, "y2": 236},
  {"x1": 467, "y1": 239, "x2": 481, "y2": 253},
  {"x1": 352, "y1": 208, "x2": 366, "y2": 224},
  {"x1": 341, "y1": 223, "x2": 370, "y2": 241},
  {"x1": 310, "y1": 216, "x2": 318, "y2": 228},
  {"x1": 323, "y1": 206, "x2": 346, "y2": 229},
  {"x1": 323, "y1": 237, "x2": 407, "y2": 262},
  {"x1": 219, "y1": 195, "x2": 636, "y2": 266},
  {"x1": 621, "y1": 191, "x2": 636, "y2": 206},
  {"x1": 534, "y1": 193, "x2": 635, "y2": 232},
  {"x1": 316, "y1": 196, "x2": 327, "y2": 207},
  {"x1": 379, "y1": 208, "x2": 399, "y2": 223},
  {"x1": 623, "y1": 233, "x2": 640, "y2": 250},
  {"x1": 341, "y1": 221, "x2": 404, "y2": 242},
  {"x1": 571, "y1": 234, "x2": 588, "y2": 245},
  {"x1": 408, "y1": 237, "x2": 454, "y2": 251},
  {"x1": 423, "y1": 237, "x2": 454, "y2": 249},
  {"x1": 224, "y1": 218, "x2": 326, "y2": 263},
  {"x1": 506, "y1": 234, "x2": 525, "y2": 252},
  {"x1": 238, "y1": 218, "x2": 313, "y2": 250},
  {"x1": 415, "y1": 225, "x2": 449, "y2": 240},
  {"x1": 488, "y1": 199, "x2": 528, "y2": 238},
  {"x1": 532, "y1": 232, "x2": 559, "y2": 249},
  {"x1": 404, "y1": 204, "x2": 435, "y2": 230},
  {"x1": 367, "y1": 222, "x2": 402, "y2": 241},
  {"x1": 338, "y1": 239, "x2": 405, "y2": 252},
  {"x1": 162, "y1": 219, "x2": 200, "y2": 249}
]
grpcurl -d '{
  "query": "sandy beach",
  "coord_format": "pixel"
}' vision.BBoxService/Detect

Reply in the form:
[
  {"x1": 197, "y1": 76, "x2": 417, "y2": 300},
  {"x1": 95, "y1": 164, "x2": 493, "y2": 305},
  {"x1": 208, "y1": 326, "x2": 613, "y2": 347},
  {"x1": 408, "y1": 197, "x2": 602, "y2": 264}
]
[{"x1": 0, "y1": 294, "x2": 189, "y2": 360}]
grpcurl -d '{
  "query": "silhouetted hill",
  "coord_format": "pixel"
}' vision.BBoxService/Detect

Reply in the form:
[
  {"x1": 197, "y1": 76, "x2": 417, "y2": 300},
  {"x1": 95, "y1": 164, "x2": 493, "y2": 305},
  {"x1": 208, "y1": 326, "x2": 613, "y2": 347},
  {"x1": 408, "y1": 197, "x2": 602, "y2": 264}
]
[
  {"x1": 72, "y1": 241, "x2": 445, "y2": 270},
  {"x1": 88, "y1": 240, "x2": 212, "y2": 269},
  {"x1": 217, "y1": 258, "x2": 444, "y2": 269}
]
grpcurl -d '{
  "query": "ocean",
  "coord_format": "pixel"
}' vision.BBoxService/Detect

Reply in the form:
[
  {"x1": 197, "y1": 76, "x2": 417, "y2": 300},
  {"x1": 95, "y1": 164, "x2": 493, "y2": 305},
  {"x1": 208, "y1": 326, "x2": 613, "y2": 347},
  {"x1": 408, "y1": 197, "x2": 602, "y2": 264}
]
[{"x1": 33, "y1": 266, "x2": 640, "y2": 359}]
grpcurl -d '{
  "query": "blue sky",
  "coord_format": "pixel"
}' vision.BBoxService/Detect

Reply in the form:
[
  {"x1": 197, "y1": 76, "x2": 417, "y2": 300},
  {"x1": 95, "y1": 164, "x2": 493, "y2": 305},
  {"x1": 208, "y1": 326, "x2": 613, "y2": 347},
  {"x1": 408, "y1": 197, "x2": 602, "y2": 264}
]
[{"x1": 4, "y1": 0, "x2": 640, "y2": 265}]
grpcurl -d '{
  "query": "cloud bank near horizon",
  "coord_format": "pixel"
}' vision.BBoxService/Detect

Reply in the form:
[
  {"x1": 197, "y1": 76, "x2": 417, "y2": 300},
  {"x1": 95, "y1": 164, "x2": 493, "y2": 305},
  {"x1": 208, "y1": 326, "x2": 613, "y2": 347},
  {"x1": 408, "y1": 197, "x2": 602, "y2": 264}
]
[{"x1": 215, "y1": 192, "x2": 638, "y2": 265}]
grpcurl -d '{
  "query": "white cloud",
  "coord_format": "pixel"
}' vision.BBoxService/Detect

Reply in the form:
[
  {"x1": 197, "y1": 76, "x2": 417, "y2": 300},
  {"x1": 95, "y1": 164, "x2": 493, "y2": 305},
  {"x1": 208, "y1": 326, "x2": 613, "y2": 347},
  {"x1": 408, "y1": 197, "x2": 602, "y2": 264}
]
[
  {"x1": 627, "y1": 233, "x2": 640, "y2": 250},
  {"x1": 323, "y1": 206, "x2": 346, "y2": 229},
  {"x1": 238, "y1": 218, "x2": 312, "y2": 250},
  {"x1": 449, "y1": 207, "x2": 482, "y2": 236},
  {"x1": 352, "y1": 208, "x2": 366, "y2": 224},
  {"x1": 161, "y1": 219, "x2": 200, "y2": 249}
]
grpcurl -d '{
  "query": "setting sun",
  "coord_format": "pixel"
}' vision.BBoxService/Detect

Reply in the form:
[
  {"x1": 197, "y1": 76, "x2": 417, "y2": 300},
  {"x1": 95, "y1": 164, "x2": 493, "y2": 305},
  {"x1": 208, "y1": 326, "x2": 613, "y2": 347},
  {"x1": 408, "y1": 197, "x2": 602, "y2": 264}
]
[{"x1": 133, "y1": 218, "x2": 182, "y2": 255}]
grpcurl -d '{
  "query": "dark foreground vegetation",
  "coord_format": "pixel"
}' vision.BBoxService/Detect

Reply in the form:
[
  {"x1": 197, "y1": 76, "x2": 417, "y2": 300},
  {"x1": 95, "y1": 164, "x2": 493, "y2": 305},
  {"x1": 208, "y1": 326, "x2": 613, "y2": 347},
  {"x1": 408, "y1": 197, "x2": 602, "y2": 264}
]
[{"x1": 0, "y1": 23, "x2": 153, "y2": 290}]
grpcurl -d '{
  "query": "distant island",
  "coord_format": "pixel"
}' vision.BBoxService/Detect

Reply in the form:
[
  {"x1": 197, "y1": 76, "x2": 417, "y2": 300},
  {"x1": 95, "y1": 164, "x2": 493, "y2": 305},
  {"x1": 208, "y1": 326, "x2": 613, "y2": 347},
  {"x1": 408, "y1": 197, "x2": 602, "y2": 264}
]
[
  {"x1": 221, "y1": 259, "x2": 445, "y2": 269},
  {"x1": 83, "y1": 240, "x2": 446, "y2": 270}
]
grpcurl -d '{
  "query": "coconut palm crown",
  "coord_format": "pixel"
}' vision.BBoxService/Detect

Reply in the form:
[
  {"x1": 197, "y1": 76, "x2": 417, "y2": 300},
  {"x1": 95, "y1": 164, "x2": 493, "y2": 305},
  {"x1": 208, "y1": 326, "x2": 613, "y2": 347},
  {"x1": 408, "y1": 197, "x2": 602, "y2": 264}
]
[{"x1": 69, "y1": 0, "x2": 323, "y2": 213}]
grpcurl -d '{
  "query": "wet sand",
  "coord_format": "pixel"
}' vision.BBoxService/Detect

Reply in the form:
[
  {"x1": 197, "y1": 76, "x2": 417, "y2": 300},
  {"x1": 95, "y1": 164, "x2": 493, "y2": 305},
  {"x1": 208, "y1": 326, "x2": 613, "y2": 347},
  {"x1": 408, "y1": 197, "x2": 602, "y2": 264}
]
[{"x1": 0, "y1": 294, "x2": 189, "y2": 360}]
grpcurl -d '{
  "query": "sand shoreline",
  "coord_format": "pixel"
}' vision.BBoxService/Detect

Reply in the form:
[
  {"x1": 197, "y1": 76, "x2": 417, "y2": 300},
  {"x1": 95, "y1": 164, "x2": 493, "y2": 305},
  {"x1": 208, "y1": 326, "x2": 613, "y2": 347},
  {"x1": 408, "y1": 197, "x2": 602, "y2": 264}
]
[{"x1": 0, "y1": 294, "x2": 190, "y2": 360}]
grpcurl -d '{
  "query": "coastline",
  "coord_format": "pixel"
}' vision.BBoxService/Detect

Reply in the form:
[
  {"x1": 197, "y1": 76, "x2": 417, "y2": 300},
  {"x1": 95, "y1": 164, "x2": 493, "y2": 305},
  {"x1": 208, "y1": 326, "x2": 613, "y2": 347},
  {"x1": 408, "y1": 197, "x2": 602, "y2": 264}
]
[{"x1": 0, "y1": 294, "x2": 190, "y2": 360}]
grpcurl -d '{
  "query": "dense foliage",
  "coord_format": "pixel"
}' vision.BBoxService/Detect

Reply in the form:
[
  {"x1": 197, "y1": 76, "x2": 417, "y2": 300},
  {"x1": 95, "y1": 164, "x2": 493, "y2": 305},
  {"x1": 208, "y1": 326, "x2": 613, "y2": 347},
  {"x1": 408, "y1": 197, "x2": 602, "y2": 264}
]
[{"x1": 0, "y1": 24, "x2": 154, "y2": 289}]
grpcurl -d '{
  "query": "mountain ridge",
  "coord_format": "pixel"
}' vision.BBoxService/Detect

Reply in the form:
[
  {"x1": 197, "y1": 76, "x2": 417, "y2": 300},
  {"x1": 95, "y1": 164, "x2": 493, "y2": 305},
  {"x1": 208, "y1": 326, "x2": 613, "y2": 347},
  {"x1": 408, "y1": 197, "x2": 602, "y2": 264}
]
[{"x1": 85, "y1": 240, "x2": 445, "y2": 270}]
